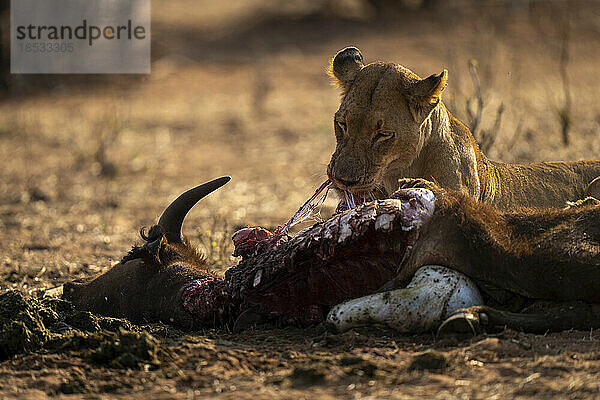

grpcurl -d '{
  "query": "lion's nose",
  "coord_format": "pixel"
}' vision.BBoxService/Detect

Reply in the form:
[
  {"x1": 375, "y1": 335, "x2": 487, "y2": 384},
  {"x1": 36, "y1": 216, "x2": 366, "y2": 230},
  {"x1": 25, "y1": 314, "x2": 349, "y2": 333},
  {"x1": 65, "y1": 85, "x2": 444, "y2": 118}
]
[{"x1": 337, "y1": 177, "x2": 360, "y2": 187}]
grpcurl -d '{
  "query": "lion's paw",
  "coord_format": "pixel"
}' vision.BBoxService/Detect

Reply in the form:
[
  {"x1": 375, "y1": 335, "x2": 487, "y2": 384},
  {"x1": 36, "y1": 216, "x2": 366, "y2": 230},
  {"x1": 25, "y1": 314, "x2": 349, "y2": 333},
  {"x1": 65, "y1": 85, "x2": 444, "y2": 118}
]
[{"x1": 391, "y1": 178, "x2": 439, "y2": 199}]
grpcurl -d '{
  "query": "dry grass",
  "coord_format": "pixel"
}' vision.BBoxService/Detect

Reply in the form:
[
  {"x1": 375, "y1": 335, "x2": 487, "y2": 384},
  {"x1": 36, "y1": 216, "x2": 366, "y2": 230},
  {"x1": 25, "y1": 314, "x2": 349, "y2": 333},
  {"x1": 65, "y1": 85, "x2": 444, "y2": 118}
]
[{"x1": 1, "y1": 0, "x2": 600, "y2": 398}]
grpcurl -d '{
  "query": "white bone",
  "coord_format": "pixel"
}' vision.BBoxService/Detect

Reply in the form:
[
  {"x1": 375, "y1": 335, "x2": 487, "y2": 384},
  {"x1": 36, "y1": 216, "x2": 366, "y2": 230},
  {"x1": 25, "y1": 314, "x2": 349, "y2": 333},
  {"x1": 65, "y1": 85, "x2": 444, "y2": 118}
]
[
  {"x1": 338, "y1": 210, "x2": 357, "y2": 242},
  {"x1": 374, "y1": 213, "x2": 395, "y2": 231},
  {"x1": 326, "y1": 265, "x2": 483, "y2": 333}
]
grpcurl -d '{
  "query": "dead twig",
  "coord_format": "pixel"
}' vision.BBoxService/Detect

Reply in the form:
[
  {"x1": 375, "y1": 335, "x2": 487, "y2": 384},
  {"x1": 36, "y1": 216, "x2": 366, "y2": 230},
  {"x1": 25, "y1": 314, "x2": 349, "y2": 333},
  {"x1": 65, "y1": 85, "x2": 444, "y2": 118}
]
[
  {"x1": 196, "y1": 215, "x2": 234, "y2": 269},
  {"x1": 499, "y1": 116, "x2": 525, "y2": 158},
  {"x1": 480, "y1": 103, "x2": 504, "y2": 154},
  {"x1": 465, "y1": 60, "x2": 483, "y2": 135},
  {"x1": 558, "y1": 12, "x2": 571, "y2": 146},
  {"x1": 466, "y1": 60, "x2": 504, "y2": 154},
  {"x1": 93, "y1": 108, "x2": 123, "y2": 178}
]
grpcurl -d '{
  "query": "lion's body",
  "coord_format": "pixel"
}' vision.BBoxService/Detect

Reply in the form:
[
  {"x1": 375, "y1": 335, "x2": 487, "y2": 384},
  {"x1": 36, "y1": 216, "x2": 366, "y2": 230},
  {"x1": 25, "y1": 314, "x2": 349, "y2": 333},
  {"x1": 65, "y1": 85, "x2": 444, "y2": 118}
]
[
  {"x1": 327, "y1": 47, "x2": 600, "y2": 209},
  {"x1": 385, "y1": 108, "x2": 600, "y2": 208}
]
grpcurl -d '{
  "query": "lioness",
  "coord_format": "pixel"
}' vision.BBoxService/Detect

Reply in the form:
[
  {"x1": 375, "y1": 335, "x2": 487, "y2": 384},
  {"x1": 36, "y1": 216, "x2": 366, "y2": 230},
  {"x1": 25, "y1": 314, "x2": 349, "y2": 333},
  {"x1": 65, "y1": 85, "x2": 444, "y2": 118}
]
[{"x1": 326, "y1": 47, "x2": 600, "y2": 209}]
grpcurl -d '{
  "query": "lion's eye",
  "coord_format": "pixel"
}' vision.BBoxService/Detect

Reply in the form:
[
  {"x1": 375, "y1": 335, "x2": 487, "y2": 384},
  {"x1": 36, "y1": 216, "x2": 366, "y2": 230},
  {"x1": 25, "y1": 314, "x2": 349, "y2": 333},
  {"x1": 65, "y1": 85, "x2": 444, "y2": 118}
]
[
  {"x1": 337, "y1": 121, "x2": 347, "y2": 133},
  {"x1": 373, "y1": 131, "x2": 395, "y2": 143}
]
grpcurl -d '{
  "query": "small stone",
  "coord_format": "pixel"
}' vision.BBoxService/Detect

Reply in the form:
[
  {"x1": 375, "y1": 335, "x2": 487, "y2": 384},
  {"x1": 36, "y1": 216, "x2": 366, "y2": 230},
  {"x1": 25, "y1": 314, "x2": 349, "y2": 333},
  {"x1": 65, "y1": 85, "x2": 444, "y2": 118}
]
[
  {"x1": 57, "y1": 374, "x2": 91, "y2": 394},
  {"x1": 408, "y1": 351, "x2": 448, "y2": 371}
]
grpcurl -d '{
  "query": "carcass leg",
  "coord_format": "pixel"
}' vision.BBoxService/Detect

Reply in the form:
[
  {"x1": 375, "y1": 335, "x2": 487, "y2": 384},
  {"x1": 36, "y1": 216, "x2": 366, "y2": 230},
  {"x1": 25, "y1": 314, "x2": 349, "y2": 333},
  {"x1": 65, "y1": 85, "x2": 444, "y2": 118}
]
[
  {"x1": 439, "y1": 302, "x2": 600, "y2": 335},
  {"x1": 326, "y1": 266, "x2": 483, "y2": 333}
]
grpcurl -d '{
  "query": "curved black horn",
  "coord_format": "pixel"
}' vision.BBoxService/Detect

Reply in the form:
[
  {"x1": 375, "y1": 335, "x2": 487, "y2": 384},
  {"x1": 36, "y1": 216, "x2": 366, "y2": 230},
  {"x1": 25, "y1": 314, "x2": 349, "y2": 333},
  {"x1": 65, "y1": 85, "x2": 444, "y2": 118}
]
[{"x1": 158, "y1": 176, "x2": 231, "y2": 243}]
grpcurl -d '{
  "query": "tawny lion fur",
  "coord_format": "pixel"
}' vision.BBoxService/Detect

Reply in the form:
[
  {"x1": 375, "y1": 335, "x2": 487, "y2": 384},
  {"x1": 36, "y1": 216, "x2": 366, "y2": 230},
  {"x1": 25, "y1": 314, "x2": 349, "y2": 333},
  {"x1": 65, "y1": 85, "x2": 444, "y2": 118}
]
[{"x1": 326, "y1": 47, "x2": 600, "y2": 209}]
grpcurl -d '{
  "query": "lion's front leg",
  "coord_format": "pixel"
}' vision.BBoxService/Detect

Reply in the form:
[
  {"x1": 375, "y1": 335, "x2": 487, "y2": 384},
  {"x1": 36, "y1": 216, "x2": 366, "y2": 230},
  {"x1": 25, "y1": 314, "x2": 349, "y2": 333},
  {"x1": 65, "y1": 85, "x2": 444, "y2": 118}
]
[{"x1": 326, "y1": 266, "x2": 483, "y2": 333}]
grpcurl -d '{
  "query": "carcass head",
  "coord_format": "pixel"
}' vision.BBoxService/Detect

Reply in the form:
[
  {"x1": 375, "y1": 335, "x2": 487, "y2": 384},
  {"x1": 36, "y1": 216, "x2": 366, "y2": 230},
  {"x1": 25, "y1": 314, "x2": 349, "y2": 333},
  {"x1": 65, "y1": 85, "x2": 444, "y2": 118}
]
[{"x1": 63, "y1": 177, "x2": 231, "y2": 327}]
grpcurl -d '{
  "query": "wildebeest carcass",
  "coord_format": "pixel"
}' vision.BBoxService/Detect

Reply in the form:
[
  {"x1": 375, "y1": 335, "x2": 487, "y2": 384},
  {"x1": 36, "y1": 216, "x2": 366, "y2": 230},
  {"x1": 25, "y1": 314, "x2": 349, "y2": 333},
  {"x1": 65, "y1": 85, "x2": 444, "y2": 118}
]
[{"x1": 63, "y1": 177, "x2": 600, "y2": 335}]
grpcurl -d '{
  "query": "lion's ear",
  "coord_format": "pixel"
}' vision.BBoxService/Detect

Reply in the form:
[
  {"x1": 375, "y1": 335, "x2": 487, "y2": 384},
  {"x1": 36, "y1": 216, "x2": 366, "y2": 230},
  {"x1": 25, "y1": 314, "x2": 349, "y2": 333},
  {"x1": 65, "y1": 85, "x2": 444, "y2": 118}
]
[
  {"x1": 329, "y1": 47, "x2": 364, "y2": 91},
  {"x1": 407, "y1": 70, "x2": 448, "y2": 121}
]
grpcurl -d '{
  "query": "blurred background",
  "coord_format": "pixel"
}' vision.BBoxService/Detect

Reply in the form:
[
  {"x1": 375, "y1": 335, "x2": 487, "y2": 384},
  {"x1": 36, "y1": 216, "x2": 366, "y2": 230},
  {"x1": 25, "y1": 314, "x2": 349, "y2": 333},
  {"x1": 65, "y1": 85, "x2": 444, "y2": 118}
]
[{"x1": 1, "y1": 0, "x2": 600, "y2": 291}]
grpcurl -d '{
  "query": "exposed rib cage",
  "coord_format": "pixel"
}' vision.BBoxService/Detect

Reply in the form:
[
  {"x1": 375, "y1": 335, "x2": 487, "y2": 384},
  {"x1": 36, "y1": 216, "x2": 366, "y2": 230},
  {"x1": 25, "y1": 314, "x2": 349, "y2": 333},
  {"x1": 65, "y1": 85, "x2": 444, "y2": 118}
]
[{"x1": 224, "y1": 199, "x2": 420, "y2": 322}]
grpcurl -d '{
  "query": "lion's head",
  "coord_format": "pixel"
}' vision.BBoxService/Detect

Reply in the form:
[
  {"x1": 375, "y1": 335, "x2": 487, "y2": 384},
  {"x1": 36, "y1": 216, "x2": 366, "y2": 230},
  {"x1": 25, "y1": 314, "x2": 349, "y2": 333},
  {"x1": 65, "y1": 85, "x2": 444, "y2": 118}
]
[{"x1": 326, "y1": 47, "x2": 448, "y2": 200}]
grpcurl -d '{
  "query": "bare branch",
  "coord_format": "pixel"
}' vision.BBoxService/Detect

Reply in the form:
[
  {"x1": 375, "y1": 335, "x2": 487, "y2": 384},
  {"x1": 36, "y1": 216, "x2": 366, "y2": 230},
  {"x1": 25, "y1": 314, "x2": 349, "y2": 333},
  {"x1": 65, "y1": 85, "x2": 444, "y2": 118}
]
[
  {"x1": 558, "y1": 11, "x2": 571, "y2": 146},
  {"x1": 467, "y1": 59, "x2": 483, "y2": 136},
  {"x1": 480, "y1": 103, "x2": 504, "y2": 154},
  {"x1": 500, "y1": 116, "x2": 525, "y2": 159},
  {"x1": 465, "y1": 59, "x2": 503, "y2": 155}
]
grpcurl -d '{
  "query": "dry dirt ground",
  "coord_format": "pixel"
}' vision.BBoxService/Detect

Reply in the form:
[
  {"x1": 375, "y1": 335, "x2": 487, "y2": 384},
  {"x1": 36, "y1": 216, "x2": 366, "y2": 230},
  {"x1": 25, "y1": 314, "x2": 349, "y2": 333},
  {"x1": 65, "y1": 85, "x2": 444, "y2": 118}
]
[{"x1": 1, "y1": 1, "x2": 600, "y2": 398}]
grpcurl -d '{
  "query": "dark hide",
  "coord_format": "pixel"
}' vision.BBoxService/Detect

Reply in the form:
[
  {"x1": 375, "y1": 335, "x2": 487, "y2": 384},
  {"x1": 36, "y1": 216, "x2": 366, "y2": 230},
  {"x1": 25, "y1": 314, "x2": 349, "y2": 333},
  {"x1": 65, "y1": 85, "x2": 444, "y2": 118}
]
[
  {"x1": 404, "y1": 188, "x2": 600, "y2": 304},
  {"x1": 63, "y1": 233, "x2": 211, "y2": 330},
  {"x1": 65, "y1": 178, "x2": 600, "y2": 333}
]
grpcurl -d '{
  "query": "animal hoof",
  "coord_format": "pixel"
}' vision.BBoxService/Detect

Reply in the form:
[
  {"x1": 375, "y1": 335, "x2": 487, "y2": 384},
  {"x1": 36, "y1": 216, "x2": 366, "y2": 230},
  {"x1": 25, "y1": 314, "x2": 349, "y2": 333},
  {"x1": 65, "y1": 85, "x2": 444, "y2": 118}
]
[
  {"x1": 323, "y1": 319, "x2": 339, "y2": 334},
  {"x1": 437, "y1": 311, "x2": 483, "y2": 338}
]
